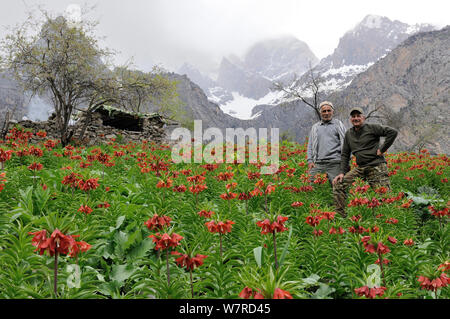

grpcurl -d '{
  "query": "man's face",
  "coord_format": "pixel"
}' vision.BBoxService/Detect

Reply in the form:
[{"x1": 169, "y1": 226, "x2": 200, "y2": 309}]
[
  {"x1": 320, "y1": 105, "x2": 333, "y2": 122},
  {"x1": 350, "y1": 112, "x2": 365, "y2": 128}
]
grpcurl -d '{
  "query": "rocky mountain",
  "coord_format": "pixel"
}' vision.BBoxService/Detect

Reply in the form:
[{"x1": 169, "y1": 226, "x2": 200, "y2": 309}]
[
  {"x1": 177, "y1": 35, "x2": 318, "y2": 115},
  {"x1": 177, "y1": 63, "x2": 216, "y2": 95},
  {"x1": 216, "y1": 57, "x2": 273, "y2": 100},
  {"x1": 329, "y1": 26, "x2": 450, "y2": 153},
  {"x1": 161, "y1": 72, "x2": 240, "y2": 129},
  {"x1": 295, "y1": 15, "x2": 437, "y2": 94},
  {"x1": 243, "y1": 35, "x2": 318, "y2": 82}
]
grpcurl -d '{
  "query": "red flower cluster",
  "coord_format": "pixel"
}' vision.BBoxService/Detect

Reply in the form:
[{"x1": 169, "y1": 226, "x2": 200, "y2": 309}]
[
  {"x1": 96, "y1": 152, "x2": 111, "y2": 165},
  {"x1": 28, "y1": 146, "x2": 44, "y2": 157},
  {"x1": 187, "y1": 174, "x2": 206, "y2": 184},
  {"x1": 305, "y1": 209, "x2": 336, "y2": 227},
  {"x1": 247, "y1": 172, "x2": 261, "y2": 180},
  {"x1": 172, "y1": 251, "x2": 207, "y2": 270},
  {"x1": 284, "y1": 185, "x2": 314, "y2": 193},
  {"x1": 205, "y1": 220, "x2": 235, "y2": 234},
  {"x1": 354, "y1": 286, "x2": 386, "y2": 299},
  {"x1": 238, "y1": 192, "x2": 253, "y2": 201},
  {"x1": 198, "y1": 210, "x2": 214, "y2": 218},
  {"x1": 0, "y1": 148, "x2": 13, "y2": 163},
  {"x1": 256, "y1": 216, "x2": 288, "y2": 235},
  {"x1": 367, "y1": 198, "x2": 381, "y2": 209},
  {"x1": 374, "y1": 186, "x2": 388, "y2": 194},
  {"x1": 239, "y1": 287, "x2": 264, "y2": 299},
  {"x1": 329, "y1": 226, "x2": 346, "y2": 235},
  {"x1": 273, "y1": 288, "x2": 293, "y2": 299},
  {"x1": 28, "y1": 162, "x2": 43, "y2": 171},
  {"x1": 61, "y1": 172, "x2": 83, "y2": 188},
  {"x1": 29, "y1": 229, "x2": 91, "y2": 257},
  {"x1": 438, "y1": 261, "x2": 450, "y2": 272},
  {"x1": 78, "y1": 178, "x2": 99, "y2": 192},
  {"x1": 418, "y1": 273, "x2": 449, "y2": 292},
  {"x1": 385, "y1": 217, "x2": 399, "y2": 224},
  {"x1": 428, "y1": 206, "x2": 449, "y2": 218},
  {"x1": 97, "y1": 201, "x2": 111, "y2": 208},
  {"x1": 144, "y1": 213, "x2": 172, "y2": 231},
  {"x1": 78, "y1": 205, "x2": 93, "y2": 215},
  {"x1": 36, "y1": 131, "x2": 47, "y2": 138},
  {"x1": 200, "y1": 163, "x2": 218, "y2": 171},
  {"x1": 157, "y1": 179, "x2": 173, "y2": 189},
  {"x1": 189, "y1": 183, "x2": 208, "y2": 194},
  {"x1": 305, "y1": 215, "x2": 321, "y2": 227},
  {"x1": 239, "y1": 287, "x2": 292, "y2": 299},
  {"x1": 0, "y1": 172, "x2": 6, "y2": 192},
  {"x1": 220, "y1": 192, "x2": 237, "y2": 200},
  {"x1": 291, "y1": 201, "x2": 304, "y2": 207},
  {"x1": 149, "y1": 232, "x2": 183, "y2": 250},
  {"x1": 361, "y1": 236, "x2": 392, "y2": 255},
  {"x1": 215, "y1": 171, "x2": 234, "y2": 181},
  {"x1": 173, "y1": 184, "x2": 187, "y2": 192},
  {"x1": 350, "y1": 185, "x2": 370, "y2": 194},
  {"x1": 348, "y1": 197, "x2": 369, "y2": 207}
]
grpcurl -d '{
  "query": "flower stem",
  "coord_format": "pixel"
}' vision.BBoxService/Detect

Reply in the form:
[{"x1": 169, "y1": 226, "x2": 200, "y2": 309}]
[
  {"x1": 378, "y1": 252, "x2": 386, "y2": 287},
  {"x1": 166, "y1": 249, "x2": 170, "y2": 286},
  {"x1": 54, "y1": 251, "x2": 59, "y2": 297},
  {"x1": 190, "y1": 269, "x2": 194, "y2": 298},
  {"x1": 219, "y1": 233, "x2": 223, "y2": 262},
  {"x1": 273, "y1": 231, "x2": 278, "y2": 270}
]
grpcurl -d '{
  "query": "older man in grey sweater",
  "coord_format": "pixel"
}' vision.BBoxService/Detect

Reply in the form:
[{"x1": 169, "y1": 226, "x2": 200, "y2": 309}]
[{"x1": 307, "y1": 101, "x2": 347, "y2": 185}]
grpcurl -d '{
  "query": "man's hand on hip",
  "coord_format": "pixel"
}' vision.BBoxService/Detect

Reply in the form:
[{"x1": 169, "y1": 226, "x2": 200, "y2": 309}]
[{"x1": 333, "y1": 173, "x2": 344, "y2": 185}]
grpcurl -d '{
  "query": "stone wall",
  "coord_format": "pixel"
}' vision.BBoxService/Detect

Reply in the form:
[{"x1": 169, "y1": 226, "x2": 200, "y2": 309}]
[{"x1": 7, "y1": 111, "x2": 175, "y2": 146}]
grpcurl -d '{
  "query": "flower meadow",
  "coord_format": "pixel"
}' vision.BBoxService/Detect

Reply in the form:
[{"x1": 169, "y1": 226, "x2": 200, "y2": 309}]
[{"x1": 0, "y1": 126, "x2": 448, "y2": 299}]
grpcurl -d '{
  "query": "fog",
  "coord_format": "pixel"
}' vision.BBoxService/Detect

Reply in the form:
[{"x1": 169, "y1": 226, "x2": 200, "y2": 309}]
[{"x1": 1, "y1": 0, "x2": 448, "y2": 76}]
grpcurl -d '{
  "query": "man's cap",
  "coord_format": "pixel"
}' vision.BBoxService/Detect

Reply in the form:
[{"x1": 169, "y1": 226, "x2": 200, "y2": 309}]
[
  {"x1": 319, "y1": 101, "x2": 334, "y2": 109},
  {"x1": 350, "y1": 107, "x2": 364, "y2": 115}
]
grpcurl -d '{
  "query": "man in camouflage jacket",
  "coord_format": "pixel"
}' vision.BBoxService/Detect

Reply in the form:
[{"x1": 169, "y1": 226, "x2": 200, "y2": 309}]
[{"x1": 332, "y1": 107, "x2": 398, "y2": 217}]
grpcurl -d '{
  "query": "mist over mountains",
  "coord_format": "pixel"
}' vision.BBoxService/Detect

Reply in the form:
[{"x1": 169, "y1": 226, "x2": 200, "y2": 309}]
[
  {"x1": 0, "y1": 14, "x2": 448, "y2": 153},
  {"x1": 177, "y1": 15, "x2": 438, "y2": 120}
]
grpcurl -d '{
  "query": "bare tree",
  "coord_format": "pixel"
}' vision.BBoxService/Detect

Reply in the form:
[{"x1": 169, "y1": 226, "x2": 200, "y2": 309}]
[{"x1": 273, "y1": 64, "x2": 324, "y2": 121}]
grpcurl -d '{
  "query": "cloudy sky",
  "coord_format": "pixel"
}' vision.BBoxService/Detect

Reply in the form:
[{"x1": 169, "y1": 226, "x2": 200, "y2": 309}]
[{"x1": 1, "y1": 0, "x2": 448, "y2": 75}]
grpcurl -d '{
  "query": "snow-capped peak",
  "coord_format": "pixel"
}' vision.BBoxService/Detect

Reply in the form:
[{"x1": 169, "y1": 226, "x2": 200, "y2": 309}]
[{"x1": 361, "y1": 14, "x2": 385, "y2": 29}]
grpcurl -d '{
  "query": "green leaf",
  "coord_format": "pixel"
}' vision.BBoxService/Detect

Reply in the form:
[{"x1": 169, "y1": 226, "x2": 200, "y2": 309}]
[
  {"x1": 116, "y1": 215, "x2": 126, "y2": 229},
  {"x1": 110, "y1": 264, "x2": 135, "y2": 284},
  {"x1": 253, "y1": 246, "x2": 263, "y2": 267},
  {"x1": 312, "y1": 283, "x2": 335, "y2": 299},
  {"x1": 127, "y1": 238, "x2": 154, "y2": 261},
  {"x1": 302, "y1": 274, "x2": 320, "y2": 286},
  {"x1": 66, "y1": 264, "x2": 81, "y2": 289},
  {"x1": 278, "y1": 228, "x2": 292, "y2": 268}
]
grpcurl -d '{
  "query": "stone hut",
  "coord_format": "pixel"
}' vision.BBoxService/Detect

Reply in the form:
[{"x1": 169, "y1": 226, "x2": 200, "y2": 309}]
[{"x1": 4, "y1": 105, "x2": 179, "y2": 145}]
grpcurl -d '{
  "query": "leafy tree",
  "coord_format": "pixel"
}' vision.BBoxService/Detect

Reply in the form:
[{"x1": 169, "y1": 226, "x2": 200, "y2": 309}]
[
  {"x1": 0, "y1": 9, "x2": 118, "y2": 146},
  {"x1": 113, "y1": 66, "x2": 183, "y2": 121},
  {"x1": 1, "y1": 8, "x2": 187, "y2": 146}
]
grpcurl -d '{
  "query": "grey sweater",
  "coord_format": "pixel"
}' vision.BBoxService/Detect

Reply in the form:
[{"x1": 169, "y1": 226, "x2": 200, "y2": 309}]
[{"x1": 307, "y1": 119, "x2": 347, "y2": 164}]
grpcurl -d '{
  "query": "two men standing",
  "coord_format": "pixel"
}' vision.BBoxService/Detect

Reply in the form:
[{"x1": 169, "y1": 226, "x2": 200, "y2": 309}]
[{"x1": 307, "y1": 103, "x2": 398, "y2": 217}]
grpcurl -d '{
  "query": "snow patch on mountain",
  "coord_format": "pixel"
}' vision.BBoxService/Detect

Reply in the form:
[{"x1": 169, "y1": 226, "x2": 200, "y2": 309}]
[
  {"x1": 322, "y1": 63, "x2": 374, "y2": 78},
  {"x1": 218, "y1": 90, "x2": 284, "y2": 120}
]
